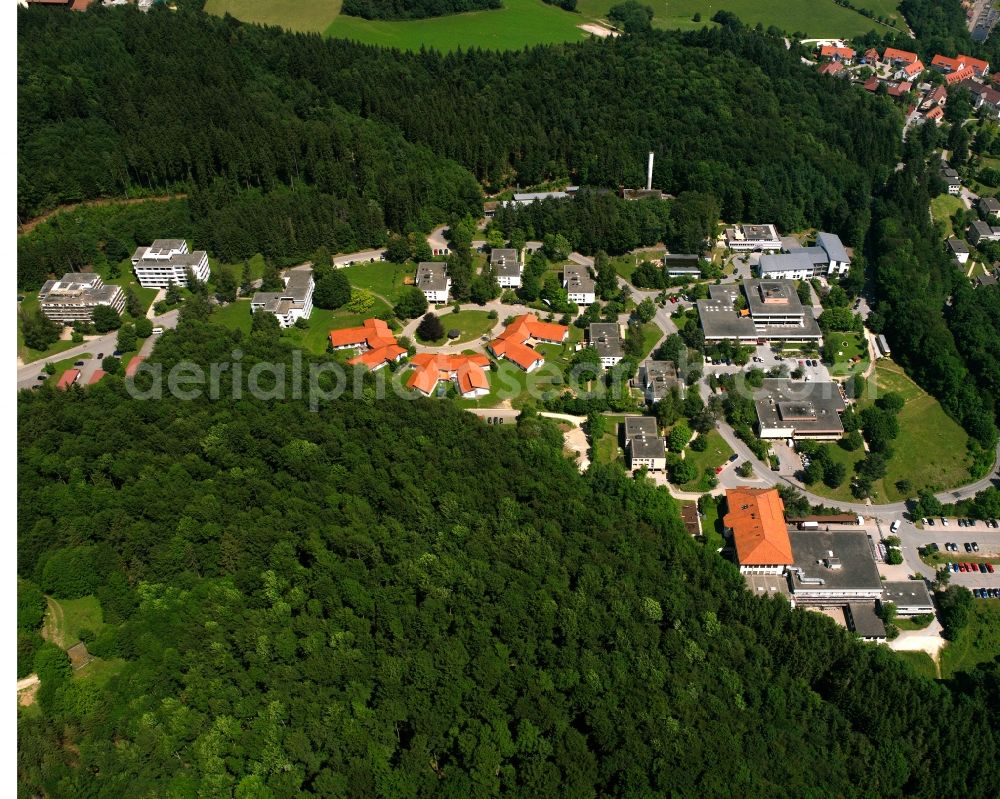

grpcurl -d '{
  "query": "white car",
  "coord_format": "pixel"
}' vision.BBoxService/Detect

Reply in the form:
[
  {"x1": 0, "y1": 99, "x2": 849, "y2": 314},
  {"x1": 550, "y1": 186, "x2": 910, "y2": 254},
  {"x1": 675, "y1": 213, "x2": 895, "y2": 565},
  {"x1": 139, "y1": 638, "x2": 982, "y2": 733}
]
[
  {"x1": 941, "y1": 518, "x2": 949, "y2": 526},
  {"x1": 890, "y1": 520, "x2": 900, "y2": 533}
]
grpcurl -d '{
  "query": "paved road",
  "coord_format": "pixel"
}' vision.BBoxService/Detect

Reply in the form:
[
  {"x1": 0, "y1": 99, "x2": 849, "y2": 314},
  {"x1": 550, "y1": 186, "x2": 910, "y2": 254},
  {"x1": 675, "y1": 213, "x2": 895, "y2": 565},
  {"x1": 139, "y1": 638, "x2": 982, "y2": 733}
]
[{"x1": 16, "y1": 309, "x2": 179, "y2": 391}]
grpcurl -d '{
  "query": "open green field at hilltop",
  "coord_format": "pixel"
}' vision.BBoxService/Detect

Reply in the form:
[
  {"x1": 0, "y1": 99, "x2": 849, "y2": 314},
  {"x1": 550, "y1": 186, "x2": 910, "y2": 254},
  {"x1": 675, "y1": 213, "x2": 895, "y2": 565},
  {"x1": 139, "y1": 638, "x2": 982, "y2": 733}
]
[
  {"x1": 325, "y1": 0, "x2": 588, "y2": 50},
  {"x1": 577, "y1": 0, "x2": 901, "y2": 37},
  {"x1": 204, "y1": 0, "x2": 344, "y2": 32}
]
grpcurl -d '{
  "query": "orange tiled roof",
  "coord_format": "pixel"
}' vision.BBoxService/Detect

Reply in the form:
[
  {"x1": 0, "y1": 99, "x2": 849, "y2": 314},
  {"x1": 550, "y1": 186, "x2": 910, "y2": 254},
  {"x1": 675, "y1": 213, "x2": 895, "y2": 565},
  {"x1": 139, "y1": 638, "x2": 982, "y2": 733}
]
[
  {"x1": 407, "y1": 353, "x2": 490, "y2": 396},
  {"x1": 932, "y1": 53, "x2": 964, "y2": 72},
  {"x1": 959, "y1": 54, "x2": 989, "y2": 74},
  {"x1": 883, "y1": 47, "x2": 918, "y2": 64},
  {"x1": 87, "y1": 369, "x2": 106, "y2": 385},
  {"x1": 489, "y1": 314, "x2": 567, "y2": 370},
  {"x1": 723, "y1": 488, "x2": 793, "y2": 566},
  {"x1": 348, "y1": 344, "x2": 406, "y2": 369},
  {"x1": 926, "y1": 106, "x2": 944, "y2": 120},
  {"x1": 902, "y1": 60, "x2": 924, "y2": 77},
  {"x1": 945, "y1": 67, "x2": 975, "y2": 85},
  {"x1": 328, "y1": 317, "x2": 392, "y2": 348},
  {"x1": 820, "y1": 45, "x2": 855, "y2": 60},
  {"x1": 818, "y1": 62, "x2": 844, "y2": 76},
  {"x1": 125, "y1": 356, "x2": 144, "y2": 377}
]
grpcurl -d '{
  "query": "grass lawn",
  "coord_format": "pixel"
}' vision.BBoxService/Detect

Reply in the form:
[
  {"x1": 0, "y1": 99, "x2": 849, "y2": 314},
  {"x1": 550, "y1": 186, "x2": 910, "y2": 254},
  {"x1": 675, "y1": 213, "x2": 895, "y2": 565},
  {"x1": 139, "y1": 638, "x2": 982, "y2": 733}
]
[
  {"x1": 325, "y1": 0, "x2": 588, "y2": 52},
  {"x1": 457, "y1": 338, "x2": 580, "y2": 409},
  {"x1": 209, "y1": 253, "x2": 266, "y2": 289},
  {"x1": 75, "y1": 657, "x2": 127, "y2": 686},
  {"x1": 592, "y1": 414, "x2": 626, "y2": 466},
  {"x1": 635, "y1": 322, "x2": 663, "y2": 360},
  {"x1": 894, "y1": 613, "x2": 935, "y2": 631},
  {"x1": 17, "y1": 292, "x2": 80, "y2": 364},
  {"x1": 679, "y1": 428, "x2": 733, "y2": 492},
  {"x1": 930, "y1": 194, "x2": 966, "y2": 238},
  {"x1": 612, "y1": 250, "x2": 663, "y2": 281},
  {"x1": 940, "y1": 601, "x2": 1000, "y2": 678},
  {"x1": 699, "y1": 494, "x2": 726, "y2": 550},
  {"x1": 795, "y1": 440, "x2": 868, "y2": 504},
  {"x1": 45, "y1": 354, "x2": 93, "y2": 385},
  {"x1": 576, "y1": 0, "x2": 896, "y2": 36},
  {"x1": 826, "y1": 331, "x2": 869, "y2": 378},
  {"x1": 417, "y1": 310, "x2": 496, "y2": 345},
  {"x1": 894, "y1": 650, "x2": 938, "y2": 680},
  {"x1": 862, "y1": 361, "x2": 972, "y2": 502},
  {"x1": 341, "y1": 261, "x2": 415, "y2": 305},
  {"x1": 43, "y1": 596, "x2": 104, "y2": 650},
  {"x1": 212, "y1": 299, "x2": 254, "y2": 335},
  {"x1": 205, "y1": 0, "x2": 343, "y2": 32}
]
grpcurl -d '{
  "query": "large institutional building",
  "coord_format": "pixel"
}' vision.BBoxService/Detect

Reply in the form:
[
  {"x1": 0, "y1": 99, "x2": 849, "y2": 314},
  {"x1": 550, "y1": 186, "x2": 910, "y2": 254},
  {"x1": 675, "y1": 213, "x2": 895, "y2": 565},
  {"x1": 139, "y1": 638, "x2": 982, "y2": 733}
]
[
  {"x1": 131, "y1": 239, "x2": 210, "y2": 288},
  {"x1": 37, "y1": 273, "x2": 125, "y2": 323}
]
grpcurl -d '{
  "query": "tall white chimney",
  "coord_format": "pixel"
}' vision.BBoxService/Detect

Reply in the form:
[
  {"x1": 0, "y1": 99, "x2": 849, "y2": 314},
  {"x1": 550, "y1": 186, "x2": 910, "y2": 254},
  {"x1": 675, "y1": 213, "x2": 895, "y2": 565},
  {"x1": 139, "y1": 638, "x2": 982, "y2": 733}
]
[{"x1": 646, "y1": 151, "x2": 654, "y2": 191}]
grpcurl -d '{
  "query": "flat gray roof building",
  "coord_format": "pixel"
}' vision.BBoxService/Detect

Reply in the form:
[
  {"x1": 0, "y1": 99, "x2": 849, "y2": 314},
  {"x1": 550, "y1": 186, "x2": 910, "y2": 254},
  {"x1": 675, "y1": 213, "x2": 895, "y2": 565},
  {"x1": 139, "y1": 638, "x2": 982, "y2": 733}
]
[
  {"x1": 788, "y1": 529, "x2": 883, "y2": 604},
  {"x1": 698, "y1": 280, "x2": 821, "y2": 341},
  {"x1": 623, "y1": 416, "x2": 658, "y2": 440},
  {"x1": 754, "y1": 379, "x2": 846, "y2": 440},
  {"x1": 881, "y1": 581, "x2": 934, "y2": 615},
  {"x1": 564, "y1": 264, "x2": 596, "y2": 294},
  {"x1": 489, "y1": 248, "x2": 521, "y2": 279},
  {"x1": 589, "y1": 322, "x2": 623, "y2": 362},
  {"x1": 743, "y1": 572, "x2": 793, "y2": 603},
  {"x1": 639, "y1": 360, "x2": 680, "y2": 402},
  {"x1": 415, "y1": 262, "x2": 449, "y2": 293},
  {"x1": 846, "y1": 603, "x2": 887, "y2": 640}
]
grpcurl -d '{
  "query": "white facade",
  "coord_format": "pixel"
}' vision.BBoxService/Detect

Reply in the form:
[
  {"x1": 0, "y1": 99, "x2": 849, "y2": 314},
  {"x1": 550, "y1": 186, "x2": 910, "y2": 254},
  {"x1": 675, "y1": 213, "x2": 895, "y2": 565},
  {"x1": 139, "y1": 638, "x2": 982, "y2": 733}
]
[
  {"x1": 37, "y1": 273, "x2": 125, "y2": 323},
  {"x1": 250, "y1": 272, "x2": 314, "y2": 328},
  {"x1": 725, "y1": 224, "x2": 781, "y2": 252},
  {"x1": 564, "y1": 265, "x2": 596, "y2": 305},
  {"x1": 415, "y1": 263, "x2": 451, "y2": 304},
  {"x1": 132, "y1": 240, "x2": 210, "y2": 288}
]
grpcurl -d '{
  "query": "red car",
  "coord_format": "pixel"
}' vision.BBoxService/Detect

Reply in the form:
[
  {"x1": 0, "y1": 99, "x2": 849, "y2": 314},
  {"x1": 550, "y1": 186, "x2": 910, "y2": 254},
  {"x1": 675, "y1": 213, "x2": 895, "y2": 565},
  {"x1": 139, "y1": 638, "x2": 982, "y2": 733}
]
[
  {"x1": 987, "y1": 563, "x2": 995, "y2": 573},
  {"x1": 715, "y1": 466, "x2": 725, "y2": 474},
  {"x1": 958, "y1": 563, "x2": 967, "y2": 572}
]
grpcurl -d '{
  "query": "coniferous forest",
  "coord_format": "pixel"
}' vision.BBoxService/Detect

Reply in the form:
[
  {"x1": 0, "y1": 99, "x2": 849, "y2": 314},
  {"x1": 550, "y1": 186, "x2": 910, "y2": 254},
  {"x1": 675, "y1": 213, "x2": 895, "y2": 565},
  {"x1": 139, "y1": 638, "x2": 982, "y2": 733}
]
[
  {"x1": 15, "y1": 5, "x2": 1000, "y2": 795},
  {"x1": 16, "y1": 311, "x2": 1000, "y2": 796}
]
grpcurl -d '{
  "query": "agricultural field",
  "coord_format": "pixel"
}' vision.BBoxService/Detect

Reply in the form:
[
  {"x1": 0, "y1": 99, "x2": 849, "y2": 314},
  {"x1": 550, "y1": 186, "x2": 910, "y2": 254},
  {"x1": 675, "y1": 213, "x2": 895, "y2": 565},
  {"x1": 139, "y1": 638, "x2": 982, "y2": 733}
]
[{"x1": 204, "y1": 0, "x2": 343, "y2": 32}]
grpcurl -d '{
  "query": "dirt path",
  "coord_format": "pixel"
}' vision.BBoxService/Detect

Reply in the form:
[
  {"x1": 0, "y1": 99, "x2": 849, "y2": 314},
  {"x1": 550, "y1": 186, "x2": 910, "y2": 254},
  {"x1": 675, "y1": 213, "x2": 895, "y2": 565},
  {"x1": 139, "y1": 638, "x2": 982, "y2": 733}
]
[
  {"x1": 17, "y1": 674, "x2": 39, "y2": 707},
  {"x1": 41, "y1": 597, "x2": 65, "y2": 648},
  {"x1": 18, "y1": 193, "x2": 187, "y2": 236}
]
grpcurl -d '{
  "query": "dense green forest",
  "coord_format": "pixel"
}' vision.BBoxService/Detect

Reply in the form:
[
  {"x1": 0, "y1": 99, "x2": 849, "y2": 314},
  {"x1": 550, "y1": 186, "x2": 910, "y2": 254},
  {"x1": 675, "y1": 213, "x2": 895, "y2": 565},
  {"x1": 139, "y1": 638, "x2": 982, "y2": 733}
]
[
  {"x1": 16, "y1": 310, "x2": 1000, "y2": 796},
  {"x1": 342, "y1": 0, "x2": 500, "y2": 20},
  {"x1": 864, "y1": 122, "x2": 999, "y2": 449},
  {"x1": 18, "y1": 8, "x2": 898, "y2": 263}
]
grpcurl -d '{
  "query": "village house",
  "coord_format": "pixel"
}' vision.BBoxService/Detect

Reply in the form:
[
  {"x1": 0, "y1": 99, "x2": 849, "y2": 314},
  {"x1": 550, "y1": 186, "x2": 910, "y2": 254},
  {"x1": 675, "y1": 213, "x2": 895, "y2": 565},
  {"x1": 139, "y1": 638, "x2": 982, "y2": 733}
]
[
  {"x1": 948, "y1": 237, "x2": 971, "y2": 264},
  {"x1": 328, "y1": 318, "x2": 407, "y2": 371},
  {"x1": 415, "y1": 262, "x2": 451, "y2": 304}
]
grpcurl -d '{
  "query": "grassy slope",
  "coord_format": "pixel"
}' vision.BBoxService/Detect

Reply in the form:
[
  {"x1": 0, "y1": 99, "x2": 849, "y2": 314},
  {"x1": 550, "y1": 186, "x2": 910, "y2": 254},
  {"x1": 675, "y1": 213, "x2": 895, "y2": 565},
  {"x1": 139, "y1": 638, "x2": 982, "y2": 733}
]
[
  {"x1": 931, "y1": 194, "x2": 965, "y2": 238},
  {"x1": 578, "y1": 0, "x2": 896, "y2": 37},
  {"x1": 940, "y1": 601, "x2": 1000, "y2": 678},
  {"x1": 340, "y1": 261, "x2": 415, "y2": 305},
  {"x1": 680, "y1": 428, "x2": 733, "y2": 491},
  {"x1": 204, "y1": 0, "x2": 344, "y2": 32},
  {"x1": 43, "y1": 596, "x2": 103, "y2": 649},
  {"x1": 894, "y1": 650, "x2": 939, "y2": 680},
  {"x1": 325, "y1": 0, "x2": 587, "y2": 51}
]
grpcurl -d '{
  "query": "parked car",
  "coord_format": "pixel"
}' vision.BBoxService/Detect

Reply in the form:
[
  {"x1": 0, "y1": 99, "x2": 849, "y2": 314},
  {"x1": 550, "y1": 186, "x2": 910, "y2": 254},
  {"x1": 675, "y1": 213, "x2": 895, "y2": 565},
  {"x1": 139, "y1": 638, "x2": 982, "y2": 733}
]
[
  {"x1": 927, "y1": 518, "x2": 935, "y2": 527},
  {"x1": 74, "y1": 360, "x2": 84, "y2": 366},
  {"x1": 728, "y1": 453, "x2": 739, "y2": 463},
  {"x1": 979, "y1": 563, "x2": 989, "y2": 573},
  {"x1": 965, "y1": 543, "x2": 972, "y2": 552},
  {"x1": 942, "y1": 518, "x2": 949, "y2": 526},
  {"x1": 890, "y1": 520, "x2": 901, "y2": 533},
  {"x1": 972, "y1": 542, "x2": 980, "y2": 552},
  {"x1": 97, "y1": 352, "x2": 104, "y2": 359},
  {"x1": 36, "y1": 375, "x2": 46, "y2": 381},
  {"x1": 987, "y1": 563, "x2": 995, "y2": 574},
  {"x1": 974, "y1": 589, "x2": 982, "y2": 599}
]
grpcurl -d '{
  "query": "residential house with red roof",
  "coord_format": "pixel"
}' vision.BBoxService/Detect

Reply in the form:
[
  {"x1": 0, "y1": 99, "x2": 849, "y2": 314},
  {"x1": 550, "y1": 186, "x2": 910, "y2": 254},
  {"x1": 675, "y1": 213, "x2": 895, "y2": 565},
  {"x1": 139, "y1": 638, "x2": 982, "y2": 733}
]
[
  {"x1": 922, "y1": 85, "x2": 948, "y2": 109},
  {"x1": 882, "y1": 47, "x2": 919, "y2": 66},
  {"x1": 945, "y1": 67, "x2": 976, "y2": 85},
  {"x1": 819, "y1": 45, "x2": 855, "y2": 63},
  {"x1": 895, "y1": 59, "x2": 924, "y2": 80},
  {"x1": 817, "y1": 62, "x2": 845, "y2": 77},
  {"x1": 329, "y1": 318, "x2": 407, "y2": 371},
  {"x1": 862, "y1": 48, "x2": 881, "y2": 65},
  {"x1": 887, "y1": 81, "x2": 913, "y2": 97},
  {"x1": 489, "y1": 314, "x2": 568, "y2": 372},
  {"x1": 87, "y1": 369, "x2": 107, "y2": 385},
  {"x1": 407, "y1": 353, "x2": 491, "y2": 398},
  {"x1": 723, "y1": 488, "x2": 794, "y2": 575},
  {"x1": 925, "y1": 106, "x2": 945, "y2": 124},
  {"x1": 933, "y1": 53, "x2": 990, "y2": 76}
]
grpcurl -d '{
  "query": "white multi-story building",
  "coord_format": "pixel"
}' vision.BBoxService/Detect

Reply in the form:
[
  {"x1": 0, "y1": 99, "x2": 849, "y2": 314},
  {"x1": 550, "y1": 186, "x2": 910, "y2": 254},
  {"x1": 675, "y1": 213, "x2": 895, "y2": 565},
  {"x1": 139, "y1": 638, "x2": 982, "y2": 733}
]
[
  {"x1": 724, "y1": 223, "x2": 781, "y2": 252},
  {"x1": 490, "y1": 248, "x2": 522, "y2": 288},
  {"x1": 563, "y1": 264, "x2": 595, "y2": 305},
  {"x1": 250, "y1": 271, "x2": 314, "y2": 328},
  {"x1": 757, "y1": 232, "x2": 852, "y2": 279},
  {"x1": 37, "y1": 273, "x2": 125, "y2": 324},
  {"x1": 589, "y1": 323, "x2": 623, "y2": 368},
  {"x1": 131, "y1": 239, "x2": 210, "y2": 288},
  {"x1": 622, "y1": 417, "x2": 667, "y2": 472},
  {"x1": 415, "y1": 262, "x2": 451, "y2": 304}
]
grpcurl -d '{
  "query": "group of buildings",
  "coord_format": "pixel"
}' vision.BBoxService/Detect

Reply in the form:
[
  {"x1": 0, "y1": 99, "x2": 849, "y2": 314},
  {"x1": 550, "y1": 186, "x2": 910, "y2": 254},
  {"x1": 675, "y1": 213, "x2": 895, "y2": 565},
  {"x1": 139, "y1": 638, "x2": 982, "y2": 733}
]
[
  {"x1": 725, "y1": 487, "x2": 934, "y2": 641},
  {"x1": 698, "y1": 279, "x2": 822, "y2": 343},
  {"x1": 37, "y1": 238, "x2": 211, "y2": 325}
]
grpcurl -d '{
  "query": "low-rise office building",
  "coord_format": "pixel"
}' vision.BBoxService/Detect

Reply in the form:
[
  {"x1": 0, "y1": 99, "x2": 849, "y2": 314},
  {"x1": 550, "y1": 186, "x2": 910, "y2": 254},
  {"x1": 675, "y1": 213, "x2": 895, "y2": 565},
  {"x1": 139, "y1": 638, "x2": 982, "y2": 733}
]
[
  {"x1": 589, "y1": 323, "x2": 623, "y2": 368},
  {"x1": 698, "y1": 280, "x2": 822, "y2": 343},
  {"x1": 846, "y1": 603, "x2": 887, "y2": 642},
  {"x1": 787, "y1": 529, "x2": 884, "y2": 605},
  {"x1": 754, "y1": 379, "x2": 846, "y2": 441},
  {"x1": 131, "y1": 239, "x2": 210, "y2": 288},
  {"x1": 37, "y1": 273, "x2": 125, "y2": 323},
  {"x1": 881, "y1": 581, "x2": 935, "y2": 616},
  {"x1": 490, "y1": 248, "x2": 522, "y2": 288},
  {"x1": 663, "y1": 253, "x2": 702, "y2": 277},
  {"x1": 563, "y1": 264, "x2": 596, "y2": 305},
  {"x1": 948, "y1": 237, "x2": 971, "y2": 264},
  {"x1": 621, "y1": 416, "x2": 666, "y2": 472},
  {"x1": 415, "y1": 262, "x2": 451, "y2": 304},
  {"x1": 756, "y1": 231, "x2": 851, "y2": 279},
  {"x1": 724, "y1": 224, "x2": 781, "y2": 252},
  {"x1": 250, "y1": 271, "x2": 314, "y2": 328}
]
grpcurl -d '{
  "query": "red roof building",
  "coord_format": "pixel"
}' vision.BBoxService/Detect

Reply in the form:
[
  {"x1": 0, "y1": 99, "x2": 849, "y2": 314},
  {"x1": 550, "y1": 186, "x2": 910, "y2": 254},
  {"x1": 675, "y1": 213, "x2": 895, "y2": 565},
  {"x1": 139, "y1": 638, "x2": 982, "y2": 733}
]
[
  {"x1": 407, "y1": 353, "x2": 491, "y2": 398},
  {"x1": 862, "y1": 48, "x2": 881, "y2": 64},
  {"x1": 945, "y1": 67, "x2": 975, "y2": 85},
  {"x1": 925, "y1": 106, "x2": 945, "y2": 123},
  {"x1": 818, "y1": 62, "x2": 845, "y2": 77},
  {"x1": 900, "y1": 60, "x2": 924, "y2": 78},
  {"x1": 87, "y1": 369, "x2": 107, "y2": 385},
  {"x1": 56, "y1": 369, "x2": 80, "y2": 389},
  {"x1": 724, "y1": 488, "x2": 794, "y2": 574},
  {"x1": 330, "y1": 318, "x2": 407, "y2": 371},
  {"x1": 489, "y1": 314, "x2": 568, "y2": 372},
  {"x1": 862, "y1": 76, "x2": 879, "y2": 93},
  {"x1": 887, "y1": 81, "x2": 913, "y2": 97},
  {"x1": 883, "y1": 47, "x2": 918, "y2": 65},
  {"x1": 819, "y1": 45, "x2": 855, "y2": 62}
]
